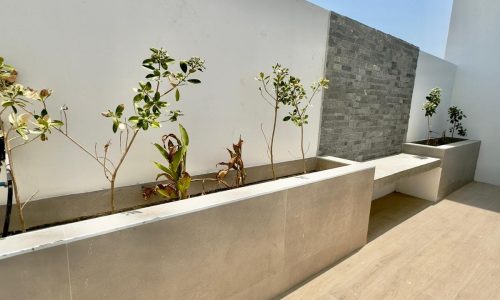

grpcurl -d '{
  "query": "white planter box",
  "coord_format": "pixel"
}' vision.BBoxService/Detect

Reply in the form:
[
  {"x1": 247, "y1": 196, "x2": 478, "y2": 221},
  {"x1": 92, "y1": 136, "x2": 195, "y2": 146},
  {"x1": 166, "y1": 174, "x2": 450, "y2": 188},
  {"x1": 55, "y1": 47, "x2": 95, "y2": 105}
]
[
  {"x1": 0, "y1": 157, "x2": 374, "y2": 299},
  {"x1": 398, "y1": 140, "x2": 481, "y2": 201}
]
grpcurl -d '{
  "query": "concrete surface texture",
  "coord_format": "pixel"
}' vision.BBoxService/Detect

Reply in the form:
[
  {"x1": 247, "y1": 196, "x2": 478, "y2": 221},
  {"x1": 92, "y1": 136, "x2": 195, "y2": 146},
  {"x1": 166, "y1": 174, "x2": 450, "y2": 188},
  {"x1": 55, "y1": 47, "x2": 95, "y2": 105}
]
[
  {"x1": 319, "y1": 12, "x2": 419, "y2": 161},
  {"x1": 362, "y1": 153, "x2": 441, "y2": 200},
  {"x1": 0, "y1": 163, "x2": 374, "y2": 299},
  {"x1": 401, "y1": 140, "x2": 481, "y2": 201},
  {"x1": 445, "y1": 0, "x2": 500, "y2": 186},
  {"x1": 284, "y1": 182, "x2": 500, "y2": 299},
  {"x1": 0, "y1": 157, "x2": 342, "y2": 232}
]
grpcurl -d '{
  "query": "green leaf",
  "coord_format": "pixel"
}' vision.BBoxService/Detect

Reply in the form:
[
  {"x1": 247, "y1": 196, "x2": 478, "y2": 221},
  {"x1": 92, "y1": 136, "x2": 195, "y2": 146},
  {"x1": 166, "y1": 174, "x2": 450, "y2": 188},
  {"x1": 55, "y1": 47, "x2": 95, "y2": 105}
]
[
  {"x1": 154, "y1": 91, "x2": 160, "y2": 101},
  {"x1": 180, "y1": 61, "x2": 188, "y2": 73},
  {"x1": 283, "y1": 116, "x2": 291, "y2": 121},
  {"x1": 187, "y1": 79, "x2": 201, "y2": 84},
  {"x1": 154, "y1": 162, "x2": 177, "y2": 180},
  {"x1": 128, "y1": 116, "x2": 139, "y2": 123},
  {"x1": 154, "y1": 143, "x2": 169, "y2": 160},
  {"x1": 177, "y1": 175, "x2": 191, "y2": 197},
  {"x1": 170, "y1": 147, "x2": 184, "y2": 173},
  {"x1": 51, "y1": 120, "x2": 64, "y2": 127},
  {"x1": 175, "y1": 89, "x2": 180, "y2": 101},
  {"x1": 179, "y1": 124, "x2": 189, "y2": 146},
  {"x1": 112, "y1": 120, "x2": 119, "y2": 133},
  {"x1": 1, "y1": 100, "x2": 14, "y2": 107}
]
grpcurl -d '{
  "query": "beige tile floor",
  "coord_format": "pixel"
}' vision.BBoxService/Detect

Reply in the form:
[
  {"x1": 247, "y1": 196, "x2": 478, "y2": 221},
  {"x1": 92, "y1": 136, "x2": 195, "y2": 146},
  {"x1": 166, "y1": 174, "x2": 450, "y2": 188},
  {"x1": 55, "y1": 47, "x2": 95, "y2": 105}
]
[{"x1": 283, "y1": 182, "x2": 500, "y2": 300}]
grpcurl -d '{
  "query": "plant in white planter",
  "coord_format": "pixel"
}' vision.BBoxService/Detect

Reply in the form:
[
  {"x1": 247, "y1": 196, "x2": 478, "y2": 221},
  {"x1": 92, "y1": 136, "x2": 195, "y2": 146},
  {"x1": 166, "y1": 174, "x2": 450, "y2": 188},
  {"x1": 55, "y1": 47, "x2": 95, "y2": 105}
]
[
  {"x1": 0, "y1": 57, "x2": 64, "y2": 231},
  {"x1": 256, "y1": 64, "x2": 328, "y2": 177},
  {"x1": 55, "y1": 48, "x2": 205, "y2": 212},
  {"x1": 283, "y1": 78, "x2": 328, "y2": 174},
  {"x1": 448, "y1": 106, "x2": 467, "y2": 139},
  {"x1": 422, "y1": 87, "x2": 441, "y2": 145}
]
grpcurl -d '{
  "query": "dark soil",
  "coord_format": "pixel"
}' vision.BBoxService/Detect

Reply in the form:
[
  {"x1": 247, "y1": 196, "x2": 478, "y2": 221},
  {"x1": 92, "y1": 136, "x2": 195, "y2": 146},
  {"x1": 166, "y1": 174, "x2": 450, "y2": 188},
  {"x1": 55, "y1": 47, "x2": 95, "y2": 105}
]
[{"x1": 414, "y1": 137, "x2": 466, "y2": 147}]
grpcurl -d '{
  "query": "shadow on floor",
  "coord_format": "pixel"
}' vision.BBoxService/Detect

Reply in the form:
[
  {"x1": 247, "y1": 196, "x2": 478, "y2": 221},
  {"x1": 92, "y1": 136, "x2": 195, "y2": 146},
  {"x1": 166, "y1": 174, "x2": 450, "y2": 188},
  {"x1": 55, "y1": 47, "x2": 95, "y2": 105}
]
[
  {"x1": 445, "y1": 182, "x2": 500, "y2": 213},
  {"x1": 368, "y1": 192, "x2": 433, "y2": 242}
]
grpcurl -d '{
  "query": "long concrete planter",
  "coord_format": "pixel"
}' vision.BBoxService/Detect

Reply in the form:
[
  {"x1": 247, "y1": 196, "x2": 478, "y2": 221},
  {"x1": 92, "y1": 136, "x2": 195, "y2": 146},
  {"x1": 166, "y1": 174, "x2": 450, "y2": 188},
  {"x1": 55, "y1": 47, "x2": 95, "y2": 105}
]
[
  {"x1": 0, "y1": 157, "x2": 374, "y2": 299},
  {"x1": 398, "y1": 140, "x2": 481, "y2": 201},
  {"x1": 3, "y1": 156, "x2": 355, "y2": 232}
]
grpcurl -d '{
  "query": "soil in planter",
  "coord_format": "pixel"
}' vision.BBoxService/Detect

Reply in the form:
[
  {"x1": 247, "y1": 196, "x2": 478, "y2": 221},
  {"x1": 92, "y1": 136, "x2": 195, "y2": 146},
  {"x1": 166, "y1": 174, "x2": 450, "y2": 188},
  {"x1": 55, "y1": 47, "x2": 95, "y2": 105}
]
[
  {"x1": 414, "y1": 137, "x2": 466, "y2": 146},
  {"x1": 5, "y1": 169, "x2": 320, "y2": 236}
]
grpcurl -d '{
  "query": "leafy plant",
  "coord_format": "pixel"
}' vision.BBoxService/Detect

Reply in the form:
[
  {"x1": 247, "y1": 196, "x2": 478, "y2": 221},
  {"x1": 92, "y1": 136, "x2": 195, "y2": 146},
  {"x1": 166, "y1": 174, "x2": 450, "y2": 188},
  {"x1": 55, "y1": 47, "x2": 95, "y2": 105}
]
[
  {"x1": 448, "y1": 106, "x2": 467, "y2": 139},
  {"x1": 54, "y1": 48, "x2": 204, "y2": 212},
  {"x1": 148, "y1": 124, "x2": 191, "y2": 200},
  {"x1": 422, "y1": 87, "x2": 441, "y2": 144},
  {"x1": 283, "y1": 78, "x2": 328, "y2": 174},
  {"x1": 0, "y1": 56, "x2": 64, "y2": 231}
]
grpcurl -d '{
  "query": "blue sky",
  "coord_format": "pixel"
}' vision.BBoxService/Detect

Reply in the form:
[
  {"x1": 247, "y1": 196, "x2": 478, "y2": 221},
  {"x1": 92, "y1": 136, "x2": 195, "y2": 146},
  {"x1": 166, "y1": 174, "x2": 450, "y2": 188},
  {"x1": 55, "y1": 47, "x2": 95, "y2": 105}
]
[{"x1": 307, "y1": 0, "x2": 454, "y2": 58}]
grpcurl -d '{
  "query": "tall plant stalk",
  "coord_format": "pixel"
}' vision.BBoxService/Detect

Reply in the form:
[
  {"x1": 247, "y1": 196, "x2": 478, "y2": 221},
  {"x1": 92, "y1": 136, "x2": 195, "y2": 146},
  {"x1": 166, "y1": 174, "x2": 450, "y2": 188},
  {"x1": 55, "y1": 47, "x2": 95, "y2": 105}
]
[
  {"x1": 256, "y1": 64, "x2": 291, "y2": 180},
  {"x1": 285, "y1": 80, "x2": 328, "y2": 173},
  {"x1": 1, "y1": 57, "x2": 64, "y2": 232}
]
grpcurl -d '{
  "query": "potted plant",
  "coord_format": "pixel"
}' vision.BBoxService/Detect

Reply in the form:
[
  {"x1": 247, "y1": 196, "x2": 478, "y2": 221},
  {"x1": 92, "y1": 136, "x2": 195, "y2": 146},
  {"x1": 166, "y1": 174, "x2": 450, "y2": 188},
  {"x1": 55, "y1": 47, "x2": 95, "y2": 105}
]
[{"x1": 401, "y1": 89, "x2": 480, "y2": 201}]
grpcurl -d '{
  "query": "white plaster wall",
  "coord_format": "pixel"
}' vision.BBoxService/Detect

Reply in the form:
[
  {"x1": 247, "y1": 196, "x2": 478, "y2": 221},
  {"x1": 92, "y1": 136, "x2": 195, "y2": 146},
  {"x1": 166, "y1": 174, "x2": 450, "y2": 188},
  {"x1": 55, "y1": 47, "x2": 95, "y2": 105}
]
[
  {"x1": 406, "y1": 51, "x2": 457, "y2": 142},
  {"x1": 445, "y1": 0, "x2": 500, "y2": 186},
  {"x1": 0, "y1": 0, "x2": 330, "y2": 202}
]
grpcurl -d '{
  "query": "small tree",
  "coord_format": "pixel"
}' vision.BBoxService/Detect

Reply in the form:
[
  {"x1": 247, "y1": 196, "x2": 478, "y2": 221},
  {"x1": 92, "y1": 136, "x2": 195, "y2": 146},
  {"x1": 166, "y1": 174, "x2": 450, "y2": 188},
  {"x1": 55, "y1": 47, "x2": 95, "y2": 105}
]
[
  {"x1": 422, "y1": 87, "x2": 441, "y2": 144},
  {"x1": 448, "y1": 106, "x2": 467, "y2": 139},
  {"x1": 256, "y1": 64, "x2": 308, "y2": 179},
  {"x1": 54, "y1": 48, "x2": 205, "y2": 212},
  {"x1": 283, "y1": 78, "x2": 328, "y2": 174},
  {"x1": 0, "y1": 57, "x2": 64, "y2": 231}
]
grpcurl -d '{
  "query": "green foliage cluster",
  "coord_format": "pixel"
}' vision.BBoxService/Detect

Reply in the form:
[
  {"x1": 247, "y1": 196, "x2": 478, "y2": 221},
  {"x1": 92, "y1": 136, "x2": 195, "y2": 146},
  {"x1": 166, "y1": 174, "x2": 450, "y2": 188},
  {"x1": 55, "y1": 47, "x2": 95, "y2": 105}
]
[
  {"x1": 101, "y1": 48, "x2": 204, "y2": 133},
  {"x1": 0, "y1": 57, "x2": 63, "y2": 141},
  {"x1": 448, "y1": 106, "x2": 467, "y2": 138},
  {"x1": 423, "y1": 87, "x2": 441, "y2": 117},
  {"x1": 422, "y1": 87, "x2": 442, "y2": 144}
]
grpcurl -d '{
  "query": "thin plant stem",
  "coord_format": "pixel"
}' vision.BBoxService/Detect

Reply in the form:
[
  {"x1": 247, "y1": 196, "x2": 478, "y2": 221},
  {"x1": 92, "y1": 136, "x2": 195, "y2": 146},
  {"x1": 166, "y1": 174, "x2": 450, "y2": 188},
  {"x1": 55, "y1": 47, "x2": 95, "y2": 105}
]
[
  {"x1": 300, "y1": 125, "x2": 306, "y2": 174},
  {"x1": 2, "y1": 126, "x2": 26, "y2": 232},
  {"x1": 269, "y1": 97, "x2": 278, "y2": 180},
  {"x1": 109, "y1": 129, "x2": 139, "y2": 212}
]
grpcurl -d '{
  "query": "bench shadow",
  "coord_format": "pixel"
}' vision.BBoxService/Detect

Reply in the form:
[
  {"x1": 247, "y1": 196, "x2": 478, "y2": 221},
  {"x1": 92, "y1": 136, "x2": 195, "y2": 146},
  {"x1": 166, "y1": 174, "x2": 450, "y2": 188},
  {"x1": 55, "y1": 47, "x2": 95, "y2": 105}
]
[{"x1": 368, "y1": 192, "x2": 433, "y2": 242}]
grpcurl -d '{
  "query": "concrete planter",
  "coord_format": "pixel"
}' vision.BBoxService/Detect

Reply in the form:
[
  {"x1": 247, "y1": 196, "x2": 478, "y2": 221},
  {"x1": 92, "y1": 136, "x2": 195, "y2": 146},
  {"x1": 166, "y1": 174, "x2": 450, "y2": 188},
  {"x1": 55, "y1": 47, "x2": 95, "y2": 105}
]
[
  {"x1": 398, "y1": 140, "x2": 481, "y2": 201},
  {"x1": 0, "y1": 157, "x2": 374, "y2": 299}
]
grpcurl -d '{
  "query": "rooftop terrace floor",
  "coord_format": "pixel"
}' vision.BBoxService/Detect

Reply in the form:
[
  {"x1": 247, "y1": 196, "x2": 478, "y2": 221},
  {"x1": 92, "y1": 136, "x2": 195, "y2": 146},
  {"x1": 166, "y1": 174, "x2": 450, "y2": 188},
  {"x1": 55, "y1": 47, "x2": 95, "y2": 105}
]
[{"x1": 284, "y1": 182, "x2": 500, "y2": 300}]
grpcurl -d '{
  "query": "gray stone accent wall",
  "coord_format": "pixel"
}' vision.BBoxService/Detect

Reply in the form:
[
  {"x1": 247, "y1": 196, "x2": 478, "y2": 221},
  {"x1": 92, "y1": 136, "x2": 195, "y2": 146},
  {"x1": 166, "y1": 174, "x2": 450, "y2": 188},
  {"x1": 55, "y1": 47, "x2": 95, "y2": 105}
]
[{"x1": 319, "y1": 12, "x2": 419, "y2": 161}]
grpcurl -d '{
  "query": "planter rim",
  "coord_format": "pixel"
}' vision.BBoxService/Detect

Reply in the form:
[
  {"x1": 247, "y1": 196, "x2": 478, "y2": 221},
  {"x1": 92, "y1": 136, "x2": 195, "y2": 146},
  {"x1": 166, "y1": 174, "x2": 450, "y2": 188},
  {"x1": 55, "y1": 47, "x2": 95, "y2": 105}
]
[
  {"x1": 0, "y1": 159, "x2": 374, "y2": 260},
  {"x1": 404, "y1": 139, "x2": 480, "y2": 150}
]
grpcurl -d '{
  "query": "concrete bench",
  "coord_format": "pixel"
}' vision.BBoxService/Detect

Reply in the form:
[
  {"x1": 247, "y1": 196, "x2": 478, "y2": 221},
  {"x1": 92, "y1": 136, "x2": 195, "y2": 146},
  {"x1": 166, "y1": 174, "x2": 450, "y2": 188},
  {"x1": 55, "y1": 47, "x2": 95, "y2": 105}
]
[{"x1": 360, "y1": 153, "x2": 441, "y2": 200}]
